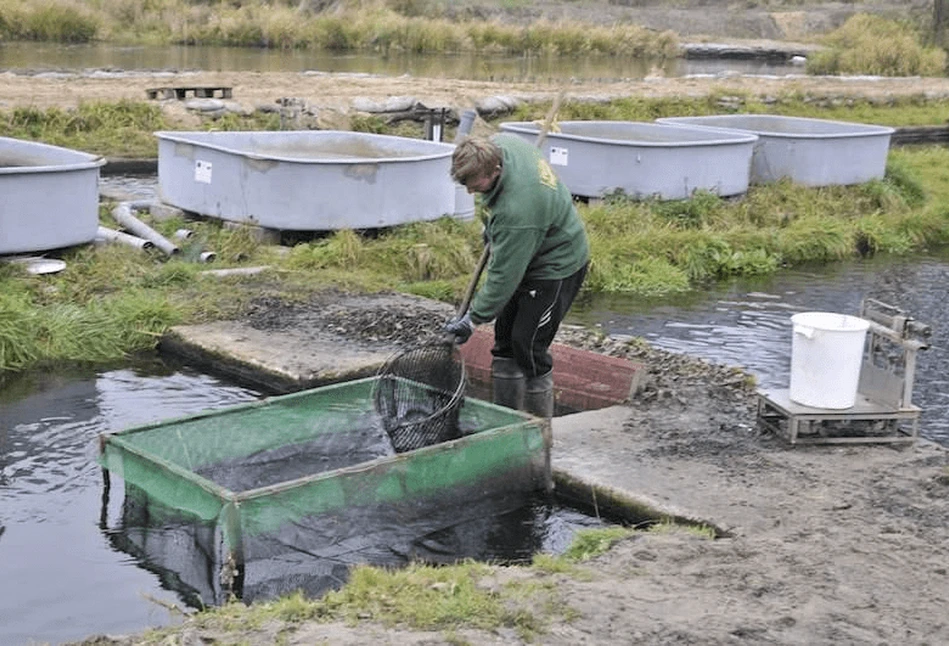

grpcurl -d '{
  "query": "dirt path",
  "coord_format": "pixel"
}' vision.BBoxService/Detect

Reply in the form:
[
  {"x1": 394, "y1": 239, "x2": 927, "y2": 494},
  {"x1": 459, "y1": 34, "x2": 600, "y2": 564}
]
[{"x1": 4, "y1": 68, "x2": 949, "y2": 118}]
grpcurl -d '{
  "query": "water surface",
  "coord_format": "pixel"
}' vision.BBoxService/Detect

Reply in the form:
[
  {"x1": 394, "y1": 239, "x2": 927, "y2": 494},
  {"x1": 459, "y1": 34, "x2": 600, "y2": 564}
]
[
  {"x1": 0, "y1": 41, "x2": 800, "y2": 80},
  {"x1": 0, "y1": 358, "x2": 608, "y2": 645},
  {"x1": 0, "y1": 360, "x2": 261, "y2": 645}
]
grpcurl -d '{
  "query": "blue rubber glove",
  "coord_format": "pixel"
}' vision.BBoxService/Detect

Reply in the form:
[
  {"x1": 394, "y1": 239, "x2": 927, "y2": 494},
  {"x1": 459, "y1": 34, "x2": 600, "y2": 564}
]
[{"x1": 443, "y1": 312, "x2": 475, "y2": 344}]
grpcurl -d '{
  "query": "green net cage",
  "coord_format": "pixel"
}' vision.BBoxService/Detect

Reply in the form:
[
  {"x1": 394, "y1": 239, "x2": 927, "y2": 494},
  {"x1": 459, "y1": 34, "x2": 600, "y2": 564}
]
[{"x1": 98, "y1": 377, "x2": 548, "y2": 603}]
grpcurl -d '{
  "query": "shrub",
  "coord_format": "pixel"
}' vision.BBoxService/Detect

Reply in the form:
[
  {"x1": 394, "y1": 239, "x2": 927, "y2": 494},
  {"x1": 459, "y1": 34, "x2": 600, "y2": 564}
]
[
  {"x1": 22, "y1": 1, "x2": 99, "y2": 43},
  {"x1": 808, "y1": 14, "x2": 946, "y2": 77}
]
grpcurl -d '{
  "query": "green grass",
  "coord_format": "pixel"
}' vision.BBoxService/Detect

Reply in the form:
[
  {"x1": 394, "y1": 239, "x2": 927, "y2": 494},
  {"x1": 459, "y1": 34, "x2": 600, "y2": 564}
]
[
  {"x1": 6, "y1": 91, "x2": 949, "y2": 159},
  {"x1": 123, "y1": 525, "x2": 653, "y2": 644},
  {"x1": 121, "y1": 521, "x2": 716, "y2": 644},
  {"x1": 4, "y1": 96, "x2": 949, "y2": 374},
  {"x1": 4, "y1": 141, "x2": 949, "y2": 374},
  {"x1": 0, "y1": 101, "x2": 167, "y2": 157},
  {"x1": 0, "y1": 100, "x2": 286, "y2": 158},
  {"x1": 129, "y1": 560, "x2": 550, "y2": 643},
  {"x1": 535, "y1": 92, "x2": 949, "y2": 128}
]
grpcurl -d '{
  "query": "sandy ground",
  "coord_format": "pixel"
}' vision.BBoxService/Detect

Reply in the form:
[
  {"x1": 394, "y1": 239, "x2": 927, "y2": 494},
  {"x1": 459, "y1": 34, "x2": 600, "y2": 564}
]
[
  {"x1": 4, "y1": 68, "x2": 949, "y2": 126},
  {"x1": 70, "y1": 293, "x2": 949, "y2": 646}
]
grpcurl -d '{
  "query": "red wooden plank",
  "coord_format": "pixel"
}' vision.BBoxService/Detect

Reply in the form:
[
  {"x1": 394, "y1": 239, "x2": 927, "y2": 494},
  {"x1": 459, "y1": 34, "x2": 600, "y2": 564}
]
[{"x1": 458, "y1": 328, "x2": 645, "y2": 411}]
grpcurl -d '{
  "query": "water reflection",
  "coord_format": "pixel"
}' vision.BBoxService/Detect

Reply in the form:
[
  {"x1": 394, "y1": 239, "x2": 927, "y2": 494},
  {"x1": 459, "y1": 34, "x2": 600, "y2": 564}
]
[
  {"x1": 101, "y1": 481, "x2": 601, "y2": 609},
  {"x1": 571, "y1": 250, "x2": 949, "y2": 445},
  {"x1": 0, "y1": 41, "x2": 799, "y2": 80}
]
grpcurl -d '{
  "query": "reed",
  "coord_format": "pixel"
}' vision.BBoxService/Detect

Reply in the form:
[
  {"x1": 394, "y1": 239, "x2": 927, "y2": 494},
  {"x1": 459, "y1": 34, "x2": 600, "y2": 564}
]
[
  {"x1": 807, "y1": 14, "x2": 947, "y2": 76},
  {"x1": 0, "y1": 0, "x2": 99, "y2": 42},
  {"x1": 2, "y1": 0, "x2": 680, "y2": 55}
]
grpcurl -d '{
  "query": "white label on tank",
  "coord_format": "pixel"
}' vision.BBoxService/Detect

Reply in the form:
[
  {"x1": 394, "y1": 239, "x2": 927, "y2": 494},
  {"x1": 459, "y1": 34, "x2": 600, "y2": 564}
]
[
  {"x1": 549, "y1": 146, "x2": 568, "y2": 166},
  {"x1": 194, "y1": 159, "x2": 212, "y2": 184}
]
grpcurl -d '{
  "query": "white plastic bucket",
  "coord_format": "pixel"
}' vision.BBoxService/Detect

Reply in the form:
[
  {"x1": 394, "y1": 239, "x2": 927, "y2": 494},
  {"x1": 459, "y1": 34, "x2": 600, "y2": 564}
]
[{"x1": 789, "y1": 312, "x2": 869, "y2": 409}]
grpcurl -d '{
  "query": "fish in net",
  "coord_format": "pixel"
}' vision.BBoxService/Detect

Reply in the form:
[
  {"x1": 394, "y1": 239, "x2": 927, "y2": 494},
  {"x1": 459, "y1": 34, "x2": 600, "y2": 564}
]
[{"x1": 372, "y1": 342, "x2": 467, "y2": 453}]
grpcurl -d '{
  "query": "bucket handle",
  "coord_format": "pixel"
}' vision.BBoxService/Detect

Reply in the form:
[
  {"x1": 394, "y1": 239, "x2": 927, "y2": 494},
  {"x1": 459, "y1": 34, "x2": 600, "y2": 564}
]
[{"x1": 795, "y1": 325, "x2": 816, "y2": 339}]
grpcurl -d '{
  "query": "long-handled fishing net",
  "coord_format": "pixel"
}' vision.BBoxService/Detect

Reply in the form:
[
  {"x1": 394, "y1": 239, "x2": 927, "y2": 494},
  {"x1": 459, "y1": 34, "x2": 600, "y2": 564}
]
[{"x1": 372, "y1": 246, "x2": 490, "y2": 453}]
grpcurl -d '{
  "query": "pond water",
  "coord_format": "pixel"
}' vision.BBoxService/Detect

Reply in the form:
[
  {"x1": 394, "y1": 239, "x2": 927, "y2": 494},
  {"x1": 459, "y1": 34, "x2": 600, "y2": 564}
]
[
  {"x1": 0, "y1": 357, "x2": 609, "y2": 646},
  {"x1": 0, "y1": 41, "x2": 799, "y2": 80},
  {"x1": 0, "y1": 360, "x2": 257, "y2": 645}
]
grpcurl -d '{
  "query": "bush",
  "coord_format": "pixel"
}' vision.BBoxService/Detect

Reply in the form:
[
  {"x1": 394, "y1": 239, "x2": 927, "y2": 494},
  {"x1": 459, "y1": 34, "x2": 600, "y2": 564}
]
[
  {"x1": 807, "y1": 14, "x2": 946, "y2": 77},
  {"x1": 22, "y1": 1, "x2": 99, "y2": 43}
]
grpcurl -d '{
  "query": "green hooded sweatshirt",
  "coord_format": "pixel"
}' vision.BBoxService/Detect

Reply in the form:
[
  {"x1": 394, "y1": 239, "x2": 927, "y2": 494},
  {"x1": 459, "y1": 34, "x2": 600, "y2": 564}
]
[{"x1": 469, "y1": 133, "x2": 590, "y2": 325}]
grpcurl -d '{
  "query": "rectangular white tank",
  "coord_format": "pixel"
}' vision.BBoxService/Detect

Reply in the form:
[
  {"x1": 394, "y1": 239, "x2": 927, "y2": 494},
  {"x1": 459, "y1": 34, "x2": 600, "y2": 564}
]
[
  {"x1": 156, "y1": 131, "x2": 458, "y2": 231},
  {"x1": 656, "y1": 114, "x2": 894, "y2": 186},
  {"x1": 498, "y1": 121, "x2": 758, "y2": 200}
]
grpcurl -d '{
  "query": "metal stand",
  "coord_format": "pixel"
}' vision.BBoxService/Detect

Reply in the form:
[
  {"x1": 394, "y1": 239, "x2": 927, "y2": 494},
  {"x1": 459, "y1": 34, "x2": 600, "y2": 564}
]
[
  {"x1": 757, "y1": 389, "x2": 920, "y2": 445},
  {"x1": 424, "y1": 108, "x2": 448, "y2": 142},
  {"x1": 757, "y1": 299, "x2": 930, "y2": 446}
]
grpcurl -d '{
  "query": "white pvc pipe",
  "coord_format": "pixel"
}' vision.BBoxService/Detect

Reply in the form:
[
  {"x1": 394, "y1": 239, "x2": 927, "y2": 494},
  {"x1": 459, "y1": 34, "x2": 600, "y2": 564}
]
[
  {"x1": 96, "y1": 226, "x2": 154, "y2": 251},
  {"x1": 111, "y1": 203, "x2": 179, "y2": 256},
  {"x1": 199, "y1": 266, "x2": 271, "y2": 278}
]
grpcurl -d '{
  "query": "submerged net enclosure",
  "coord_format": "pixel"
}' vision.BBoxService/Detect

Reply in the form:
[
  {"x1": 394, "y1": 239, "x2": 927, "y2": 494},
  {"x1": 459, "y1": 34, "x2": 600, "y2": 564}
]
[{"x1": 98, "y1": 376, "x2": 548, "y2": 604}]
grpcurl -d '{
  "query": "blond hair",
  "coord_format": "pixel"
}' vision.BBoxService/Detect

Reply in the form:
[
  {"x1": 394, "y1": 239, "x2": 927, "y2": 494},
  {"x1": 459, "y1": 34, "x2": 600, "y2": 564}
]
[{"x1": 451, "y1": 136, "x2": 502, "y2": 185}]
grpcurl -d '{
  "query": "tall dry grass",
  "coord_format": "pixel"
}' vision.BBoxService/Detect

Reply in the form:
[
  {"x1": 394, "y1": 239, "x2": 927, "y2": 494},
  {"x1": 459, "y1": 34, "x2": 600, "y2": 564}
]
[
  {"x1": 808, "y1": 14, "x2": 947, "y2": 76},
  {"x1": 0, "y1": 0, "x2": 680, "y2": 56}
]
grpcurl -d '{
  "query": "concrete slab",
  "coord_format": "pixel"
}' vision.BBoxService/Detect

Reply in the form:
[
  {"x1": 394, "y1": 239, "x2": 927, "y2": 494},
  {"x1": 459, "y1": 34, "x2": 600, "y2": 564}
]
[
  {"x1": 160, "y1": 321, "x2": 393, "y2": 393},
  {"x1": 160, "y1": 311, "x2": 672, "y2": 529},
  {"x1": 551, "y1": 405, "x2": 726, "y2": 531}
]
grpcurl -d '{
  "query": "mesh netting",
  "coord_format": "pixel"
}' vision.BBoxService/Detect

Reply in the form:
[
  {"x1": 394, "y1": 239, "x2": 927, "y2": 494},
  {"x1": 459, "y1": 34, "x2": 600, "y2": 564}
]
[{"x1": 372, "y1": 342, "x2": 467, "y2": 453}]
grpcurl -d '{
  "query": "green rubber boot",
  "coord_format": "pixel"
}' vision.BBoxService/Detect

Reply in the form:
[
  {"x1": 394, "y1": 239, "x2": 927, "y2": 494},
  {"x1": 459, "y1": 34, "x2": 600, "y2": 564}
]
[
  {"x1": 524, "y1": 371, "x2": 554, "y2": 420},
  {"x1": 491, "y1": 356, "x2": 526, "y2": 410}
]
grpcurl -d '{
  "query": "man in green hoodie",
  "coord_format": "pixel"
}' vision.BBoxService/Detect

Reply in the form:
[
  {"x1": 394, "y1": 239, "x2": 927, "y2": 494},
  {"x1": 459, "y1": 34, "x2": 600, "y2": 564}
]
[{"x1": 444, "y1": 134, "x2": 590, "y2": 419}]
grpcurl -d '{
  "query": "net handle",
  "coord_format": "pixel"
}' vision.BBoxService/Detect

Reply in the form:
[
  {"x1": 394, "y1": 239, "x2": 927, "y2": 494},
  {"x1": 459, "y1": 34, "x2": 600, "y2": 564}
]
[{"x1": 459, "y1": 245, "x2": 489, "y2": 317}]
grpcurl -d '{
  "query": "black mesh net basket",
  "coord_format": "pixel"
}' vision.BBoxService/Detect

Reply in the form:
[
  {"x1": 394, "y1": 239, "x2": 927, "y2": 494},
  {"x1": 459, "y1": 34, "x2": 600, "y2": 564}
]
[{"x1": 372, "y1": 342, "x2": 467, "y2": 453}]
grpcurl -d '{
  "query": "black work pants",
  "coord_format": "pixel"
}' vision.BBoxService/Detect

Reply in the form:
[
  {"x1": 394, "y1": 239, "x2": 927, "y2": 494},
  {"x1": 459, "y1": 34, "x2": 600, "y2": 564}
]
[{"x1": 491, "y1": 262, "x2": 588, "y2": 378}]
